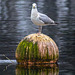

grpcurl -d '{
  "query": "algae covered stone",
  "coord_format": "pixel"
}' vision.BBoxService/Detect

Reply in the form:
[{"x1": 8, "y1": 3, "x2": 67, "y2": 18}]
[{"x1": 15, "y1": 33, "x2": 59, "y2": 64}]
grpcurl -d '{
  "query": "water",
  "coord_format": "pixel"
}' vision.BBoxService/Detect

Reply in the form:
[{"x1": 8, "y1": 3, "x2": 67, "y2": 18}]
[{"x1": 0, "y1": 0, "x2": 75, "y2": 75}]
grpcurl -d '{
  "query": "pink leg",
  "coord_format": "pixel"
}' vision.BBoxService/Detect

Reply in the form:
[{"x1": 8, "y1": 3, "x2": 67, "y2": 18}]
[{"x1": 37, "y1": 26, "x2": 42, "y2": 35}]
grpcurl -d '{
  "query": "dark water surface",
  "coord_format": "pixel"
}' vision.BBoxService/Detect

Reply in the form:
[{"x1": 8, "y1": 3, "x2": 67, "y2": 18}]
[{"x1": 0, "y1": 0, "x2": 75, "y2": 75}]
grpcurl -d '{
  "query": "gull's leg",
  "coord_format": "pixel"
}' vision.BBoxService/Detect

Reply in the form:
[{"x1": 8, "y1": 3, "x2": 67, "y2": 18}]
[{"x1": 38, "y1": 26, "x2": 42, "y2": 34}]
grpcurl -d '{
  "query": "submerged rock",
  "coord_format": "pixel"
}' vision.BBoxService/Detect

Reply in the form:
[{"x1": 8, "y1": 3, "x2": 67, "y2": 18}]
[
  {"x1": 16, "y1": 64, "x2": 59, "y2": 75},
  {"x1": 15, "y1": 33, "x2": 59, "y2": 64}
]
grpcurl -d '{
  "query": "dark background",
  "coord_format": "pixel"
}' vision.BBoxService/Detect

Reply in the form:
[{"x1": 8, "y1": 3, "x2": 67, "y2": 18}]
[{"x1": 0, "y1": 0, "x2": 75, "y2": 75}]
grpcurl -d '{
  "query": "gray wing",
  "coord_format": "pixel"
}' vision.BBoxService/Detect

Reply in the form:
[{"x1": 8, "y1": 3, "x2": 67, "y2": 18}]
[{"x1": 39, "y1": 13, "x2": 54, "y2": 24}]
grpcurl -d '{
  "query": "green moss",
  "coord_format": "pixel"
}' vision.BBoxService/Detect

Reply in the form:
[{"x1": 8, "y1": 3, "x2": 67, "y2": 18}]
[{"x1": 16, "y1": 39, "x2": 39, "y2": 61}]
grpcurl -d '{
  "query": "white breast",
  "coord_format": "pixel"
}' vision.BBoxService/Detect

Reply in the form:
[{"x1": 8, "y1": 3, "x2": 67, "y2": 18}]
[{"x1": 31, "y1": 9, "x2": 45, "y2": 26}]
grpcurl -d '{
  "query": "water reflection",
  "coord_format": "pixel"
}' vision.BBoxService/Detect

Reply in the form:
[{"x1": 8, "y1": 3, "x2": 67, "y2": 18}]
[{"x1": 16, "y1": 64, "x2": 59, "y2": 75}]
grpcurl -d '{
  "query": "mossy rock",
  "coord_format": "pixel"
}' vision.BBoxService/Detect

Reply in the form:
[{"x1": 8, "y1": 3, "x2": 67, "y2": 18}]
[{"x1": 15, "y1": 33, "x2": 59, "y2": 64}]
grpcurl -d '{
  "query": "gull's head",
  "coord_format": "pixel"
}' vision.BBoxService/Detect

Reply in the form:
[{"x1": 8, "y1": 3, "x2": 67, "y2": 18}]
[{"x1": 32, "y1": 3, "x2": 37, "y2": 9}]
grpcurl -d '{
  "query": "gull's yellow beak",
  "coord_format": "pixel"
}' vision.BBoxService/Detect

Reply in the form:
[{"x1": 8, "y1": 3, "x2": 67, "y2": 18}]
[{"x1": 33, "y1": 5, "x2": 35, "y2": 8}]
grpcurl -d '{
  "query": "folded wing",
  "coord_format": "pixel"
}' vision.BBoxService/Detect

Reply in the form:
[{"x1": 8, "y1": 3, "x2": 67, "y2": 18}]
[{"x1": 39, "y1": 13, "x2": 55, "y2": 24}]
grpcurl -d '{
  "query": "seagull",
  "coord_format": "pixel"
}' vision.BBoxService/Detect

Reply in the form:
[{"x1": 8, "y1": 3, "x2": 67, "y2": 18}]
[{"x1": 31, "y1": 3, "x2": 57, "y2": 34}]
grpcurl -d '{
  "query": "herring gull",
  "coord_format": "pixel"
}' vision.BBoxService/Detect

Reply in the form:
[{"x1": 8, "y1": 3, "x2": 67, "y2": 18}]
[{"x1": 31, "y1": 3, "x2": 57, "y2": 33}]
